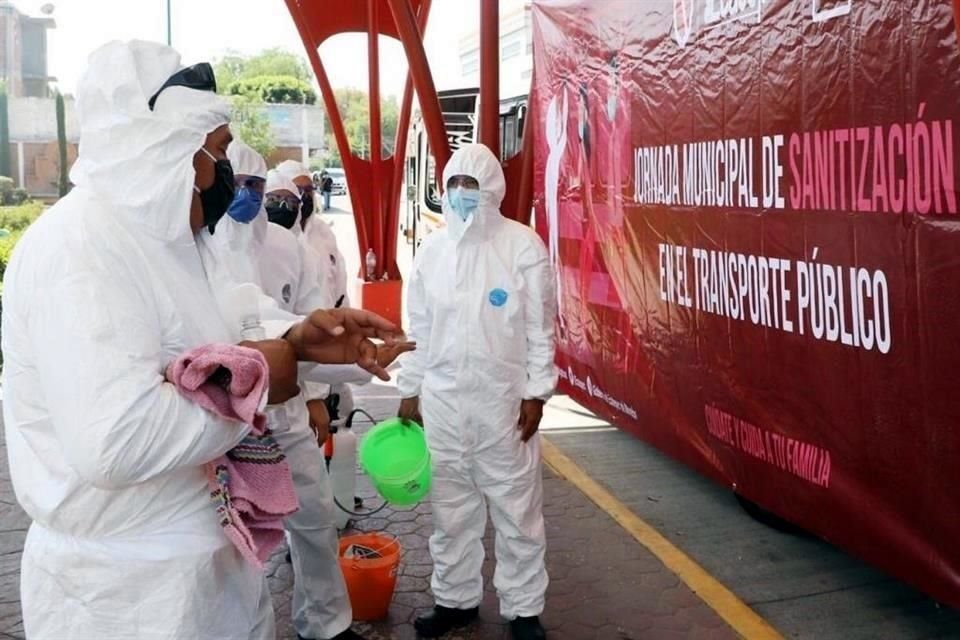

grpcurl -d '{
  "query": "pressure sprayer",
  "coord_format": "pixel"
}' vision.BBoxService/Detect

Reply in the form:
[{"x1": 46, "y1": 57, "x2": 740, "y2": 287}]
[{"x1": 325, "y1": 408, "x2": 389, "y2": 529}]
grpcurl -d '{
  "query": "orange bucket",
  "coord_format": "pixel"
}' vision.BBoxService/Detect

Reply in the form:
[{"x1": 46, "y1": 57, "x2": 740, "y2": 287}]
[{"x1": 337, "y1": 532, "x2": 402, "y2": 621}]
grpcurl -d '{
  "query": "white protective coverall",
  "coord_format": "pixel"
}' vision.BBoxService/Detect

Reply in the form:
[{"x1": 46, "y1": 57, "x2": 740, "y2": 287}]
[
  {"x1": 199, "y1": 151, "x2": 366, "y2": 640},
  {"x1": 277, "y1": 160, "x2": 349, "y2": 304},
  {"x1": 1, "y1": 41, "x2": 275, "y2": 640},
  {"x1": 277, "y1": 160, "x2": 355, "y2": 420},
  {"x1": 397, "y1": 144, "x2": 558, "y2": 619}
]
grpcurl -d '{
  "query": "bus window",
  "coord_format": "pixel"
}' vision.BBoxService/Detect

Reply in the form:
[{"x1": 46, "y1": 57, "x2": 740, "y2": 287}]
[
  {"x1": 425, "y1": 153, "x2": 442, "y2": 214},
  {"x1": 504, "y1": 116, "x2": 517, "y2": 158}
]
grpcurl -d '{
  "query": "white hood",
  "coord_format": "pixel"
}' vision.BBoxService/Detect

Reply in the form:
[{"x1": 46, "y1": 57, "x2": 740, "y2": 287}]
[
  {"x1": 229, "y1": 140, "x2": 268, "y2": 179},
  {"x1": 70, "y1": 40, "x2": 230, "y2": 245},
  {"x1": 266, "y1": 168, "x2": 299, "y2": 197},
  {"x1": 227, "y1": 140, "x2": 269, "y2": 251},
  {"x1": 276, "y1": 159, "x2": 310, "y2": 181},
  {"x1": 440, "y1": 143, "x2": 506, "y2": 242}
]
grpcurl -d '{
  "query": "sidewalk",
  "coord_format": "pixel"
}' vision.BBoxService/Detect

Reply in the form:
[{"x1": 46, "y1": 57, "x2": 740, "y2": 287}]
[
  {"x1": 267, "y1": 380, "x2": 738, "y2": 640},
  {"x1": 0, "y1": 381, "x2": 739, "y2": 640}
]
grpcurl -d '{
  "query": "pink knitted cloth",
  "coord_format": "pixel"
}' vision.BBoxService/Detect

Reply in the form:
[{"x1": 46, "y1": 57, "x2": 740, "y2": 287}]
[{"x1": 166, "y1": 343, "x2": 299, "y2": 568}]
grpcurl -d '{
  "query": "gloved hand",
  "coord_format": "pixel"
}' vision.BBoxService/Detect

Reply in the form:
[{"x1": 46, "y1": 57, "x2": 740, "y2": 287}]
[
  {"x1": 398, "y1": 396, "x2": 423, "y2": 428},
  {"x1": 240, "y1": 339, "x2": 300, "y2": 405},
  {"x1": 306, "y1": 399, "x2": 331, "y2": 447},
  {"x1": 284, "y1": 308, "x2": 410, "y2": 381},
  {"x1": 517, "y1": 399, "x2": 545, "y2": 442}
]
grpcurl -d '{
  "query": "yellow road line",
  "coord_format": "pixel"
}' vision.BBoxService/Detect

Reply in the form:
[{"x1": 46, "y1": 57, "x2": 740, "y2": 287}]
[{"x1": 541, "y1": 437, "x2": 784, "y2": 640}]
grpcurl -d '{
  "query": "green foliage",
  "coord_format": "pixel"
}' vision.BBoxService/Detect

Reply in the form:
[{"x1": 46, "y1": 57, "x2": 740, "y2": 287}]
[
  {"x1": 0, "y1": 84, "x2": 10, "y2": 179},
  {"x1": 0, "y1": 177, "x2": 30, "y2": 206},
  {"x1": 55, "y1": 91, "x2": 70, "y2": 197},
  {"x1": 324, "y1": 88, "x2": 400, "y2": 164},
  {"x1": 227, "y1": 75, "x2": 317, "y2": 105},
  {"x1": 7, "y1": 188, "x2": 28, "y2": 206},
  {"x1": 231, "y1": 94, "x2": 276, "y2": 159},
  {"x1": 0, "y1": 201, "x2": 42, "y2": 233},
  {"x1": 0, "y1": 229, "x2": 22, "y2": 281},
  {"x1": 319, "y1": 148, "x2": 343, "y2": 169},
  {"x1": 0, "y1": 202, "x2": 43, "y2": 282},
  {"x1": 214, "y1": 49, "x2": 312, "y2": 90}
]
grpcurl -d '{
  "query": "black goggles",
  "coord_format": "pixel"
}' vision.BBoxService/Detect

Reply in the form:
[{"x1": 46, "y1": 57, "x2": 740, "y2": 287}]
[
  {"x1": 148, "y1": 62, "x2": 217, "y2": 111},
  {"x1": 265, "y1": 193, "x2": 301, "y2": 211}
]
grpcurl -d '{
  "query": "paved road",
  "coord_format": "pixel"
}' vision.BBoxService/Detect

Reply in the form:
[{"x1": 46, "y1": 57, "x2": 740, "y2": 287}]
[{"x1": 0, "y1": 381, "x2": 741, "y2": 640}]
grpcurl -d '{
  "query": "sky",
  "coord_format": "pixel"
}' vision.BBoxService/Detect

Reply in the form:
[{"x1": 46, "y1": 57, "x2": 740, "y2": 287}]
[{"x1": 16, "y1": 0, "x2": 480, "y2": 98}]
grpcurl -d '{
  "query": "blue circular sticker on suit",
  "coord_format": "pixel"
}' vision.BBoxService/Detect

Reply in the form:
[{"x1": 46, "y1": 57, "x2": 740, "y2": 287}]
[{"x1": 489, "y1": 288, "x2": 508, "y2": 307}]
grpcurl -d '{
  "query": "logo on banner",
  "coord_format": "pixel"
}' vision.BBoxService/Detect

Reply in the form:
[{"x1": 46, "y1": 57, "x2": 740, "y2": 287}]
[
  {"x1": 673, "y1": 0, "x2": 852, "y2": 47},
  {"x1": 672, "y1": 0, "x2": 766, "y2": 48},
  {"x1": 812, "y1": 0, "x2": 851, "y2": 23}
]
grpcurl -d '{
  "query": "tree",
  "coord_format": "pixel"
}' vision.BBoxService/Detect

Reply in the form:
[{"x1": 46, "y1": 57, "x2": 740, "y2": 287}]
[
  {"x1": 55, "y1": 91, "x2": 70, "y2": 197},
  {"x1": 214, "y1": 49, "x2": 312, "y2": 93},
  {"x1": 231, "y1": 93, "x2": 275, "y2": 159},
  {"x1": 227, "y1": 75, "x2": 317, "y2": 105},
  {"x1": 324, "y1": 88, "x2": 400, "y2": 166}
]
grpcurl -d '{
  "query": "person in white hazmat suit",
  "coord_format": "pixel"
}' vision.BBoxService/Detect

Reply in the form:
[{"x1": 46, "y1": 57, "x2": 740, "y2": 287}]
[
  {"x1": 276, "y1": 159, "x2": 349, "y2": 306},
  {"x1": 397, "y1": 144, "x2": 557, "y2": 640},
  {"x1": 202, "y1": 150, "x2": 394, "y2": 640},
  {"x1": 1, "y1": 41, "x2": 402, "y2": 640},
  {"x1": 274, "y1": 161, "x2": 356, "y2": 423}
]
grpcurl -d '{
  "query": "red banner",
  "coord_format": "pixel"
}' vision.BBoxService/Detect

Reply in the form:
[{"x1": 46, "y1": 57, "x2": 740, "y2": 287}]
[{"x1": 531, "y1": 0, "x2": 960, "y2": 606}]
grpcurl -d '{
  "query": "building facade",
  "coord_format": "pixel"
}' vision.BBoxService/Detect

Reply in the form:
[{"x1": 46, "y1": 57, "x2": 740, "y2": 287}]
[
  {"x1": 0, "y1": 1, "x2": 55, "y2": 99},
  {"x1": 457, "y1": 0, "x2": 532, "y2": 100}
]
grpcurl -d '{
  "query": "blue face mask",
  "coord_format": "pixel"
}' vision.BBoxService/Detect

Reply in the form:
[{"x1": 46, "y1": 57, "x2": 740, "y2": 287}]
[
  {"x1": 227, "y1": 186, "x2": 263, "y2": 224},
  {"x1": 448, "y1": 187, "x2": 481, "y2": 221}
]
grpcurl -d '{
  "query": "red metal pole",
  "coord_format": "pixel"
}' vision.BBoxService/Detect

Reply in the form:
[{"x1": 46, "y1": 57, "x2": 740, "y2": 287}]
[
  {"x1": 479, "y1": 0, "x2": 500, "y2": 158},
  {"x1": 515, "y1": 98, "x2": 535, "y2": 225},
  {"x1": 955, "y1": 0, "x2": 960, "y2": 42},
  {"x1": 386, "y1": 0, "x2": 451, "y2": 180},
  {"x1": 284, "y1": 0, "x2": 370, "y2": 258},
  {"x1": 367, "y1": 0, "x2": 384, "y2": 278},
  {"x1": 386, "y1": 0, "x2": 431, "y2": 279}
]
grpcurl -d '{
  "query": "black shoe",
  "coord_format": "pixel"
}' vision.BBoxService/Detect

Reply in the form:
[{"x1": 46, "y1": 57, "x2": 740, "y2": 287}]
[
  {"x1": 414, "y1": 605, "x2": 479, "y2": 638},
  {"x1": 510, "y1": 616, "x2": 546, "y2": 640}
]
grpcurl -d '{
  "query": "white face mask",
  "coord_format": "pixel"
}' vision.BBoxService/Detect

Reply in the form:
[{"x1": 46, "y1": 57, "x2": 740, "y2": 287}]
[{"x1": 448, "y1": 186, "x2": 481, "y2": 221}]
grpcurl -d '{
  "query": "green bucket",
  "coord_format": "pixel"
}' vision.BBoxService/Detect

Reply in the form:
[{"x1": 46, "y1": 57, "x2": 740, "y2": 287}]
[{"x1": 359, "y1": 418, "x2": 432, "y2": 505}]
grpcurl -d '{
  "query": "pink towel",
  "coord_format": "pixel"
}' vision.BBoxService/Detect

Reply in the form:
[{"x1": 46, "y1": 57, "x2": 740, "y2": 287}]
[
  {"x1": 165, "y1": 343, "x2": 270, "y2": 433},
  {"x1": 166, "y1": 343, "x2": 299, "y2": 568}
]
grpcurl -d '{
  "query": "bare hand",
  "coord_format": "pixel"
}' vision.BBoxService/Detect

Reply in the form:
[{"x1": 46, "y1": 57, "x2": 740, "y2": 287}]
[
  {"x1": 284, "y1": 308, "x2": 404, "y2": 381},
  {"x1": 240, "y1": 339, "x2": 300, "y2": 405},
  {"x1": 306, "y1": 399, "x2": 331, "y2": 447},
  {"x1": 517, "y1": 399, "x2": 544, "y2": 442},
  {"x1": 398, "y1": 396, "x2": 423, "y2": 428},
  {"x1": 377, "y1": 341, "x2": 417, "y2": 369}
]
